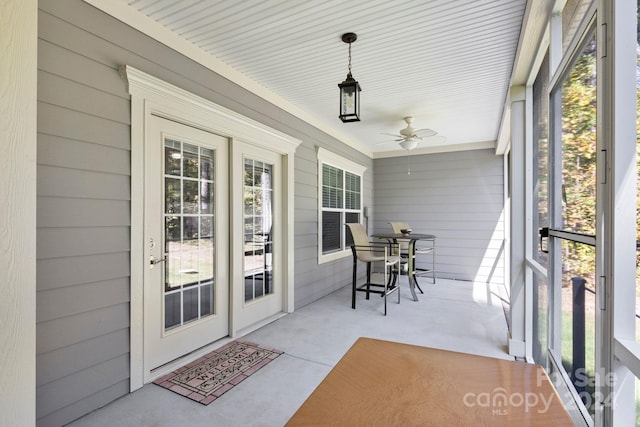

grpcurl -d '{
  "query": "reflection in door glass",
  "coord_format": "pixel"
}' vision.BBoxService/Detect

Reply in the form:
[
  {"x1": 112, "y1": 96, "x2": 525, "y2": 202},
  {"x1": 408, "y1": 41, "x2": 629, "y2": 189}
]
[
  {"x1": 561, "y1": 0, "x2": 592, "y2": 55},
  {"x1": 552, "y1": 29, "x2": 597, "y2": 421},
  {"x1": 163, "y1": 139, "x2": 215, "y2": 330},
  {"x1": 560, "y1": 34, "x2": 596, "y2": 236},
  {"x1": 244, "y1": 158, "x2": 274, "y2": 303}
]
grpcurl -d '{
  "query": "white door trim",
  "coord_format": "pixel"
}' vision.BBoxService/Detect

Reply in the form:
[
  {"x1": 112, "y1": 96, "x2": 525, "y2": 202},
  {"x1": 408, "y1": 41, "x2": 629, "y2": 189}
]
[{"x1": 121, "y1": 65, "x2": 300, "y2": 391}]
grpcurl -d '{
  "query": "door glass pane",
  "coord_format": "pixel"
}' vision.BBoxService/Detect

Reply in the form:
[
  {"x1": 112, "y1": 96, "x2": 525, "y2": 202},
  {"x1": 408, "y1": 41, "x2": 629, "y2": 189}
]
[
  {"x1": 244, "y1": 158, "x2": 274, "y2": 303},
  {"x1": 183, "y1": 143, "x2": 199, "y2": 178},
  {"x1": 182, "y1": 288, "x2": 199, "y2": 323},
  {"x1": 560, "y1": 240, "x2": 596, "y2": 418},
  {"x1": 550, "y1": 28, "x2": 597, "y2": 421},
  {"x1": 165, "y1": 141, "x2": 181, "y2": 176},
  {"x1": 165, "y1": 178, "x2": 180, "y2": 214},
  {"x1": 200, "y1": 147, "x2": 214, "y2": 180},
  {"x1": 533, "y1": 52, "x2": 550, "y2": 267},
  {"x1": 562, "y1": 0, "x2": 592, "y2": 55},
  {"x1": 531, "y1": 51, "x2": 551, "y2": 374},
  {"x1": 165, "y1": 293, "x2": 180, "y2": 329},
  {"x1": 200, "y1": 284, "x2": 213, "y2": 317},
  {"x1": 560, "y1": 34, "x2": 596, "y2": 235},
  {"x1": 183, "y1": 181, "x2": 198, "y2": 214},
  {"x1": 163, "y1": 139, "x2": 216, "y2": 331},
  {"x1": 200, "y1": 181, "x2": 213, "y2": 214}
]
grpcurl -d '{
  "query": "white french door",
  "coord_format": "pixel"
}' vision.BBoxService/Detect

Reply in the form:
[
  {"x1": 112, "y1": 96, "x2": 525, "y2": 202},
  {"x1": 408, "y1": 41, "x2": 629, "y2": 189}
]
[
  {"x1": 231, "y1": 141, "x2": 283, "y2": 332},
  {"x1": 144, "y1": 115, "x2": 229, "y2": 371},
  {"x1": 124, "y1": 66, "x2": 299, "y2": 390}
]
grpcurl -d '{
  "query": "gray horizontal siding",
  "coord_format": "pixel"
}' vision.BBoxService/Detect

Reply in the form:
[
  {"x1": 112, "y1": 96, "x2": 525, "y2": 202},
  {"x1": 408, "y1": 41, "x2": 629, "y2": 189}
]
[
  {"x1": 37, "y1": 278, "x2": 130, "y2": 323},
  {"x1": 37, "y1": 165, "x2": 130, "y2": 200},
  {"x1": 38, "y1": 134, "x2": 130, "y2": 175},
  {"x1": 36, "y1": 380, "x2": 129, "y2": 427},
  {"x1": 37, "y1": 197, "x2": 130, "y2": 228},
  {"x1": 37, "y1": 227, "x2": 129, "y2": 259},
  {"x1": 38, "y1": 71, "x2": 130, "y2": 124},
  {"x1": 37, "y1": 252, "x2": 130, "y2": 292},
  {"x1": 36, "y1": 354, "x2": 129, "y2": 419},
  {"x1": 37, "y1": 3, "x2": 134, "y2": 425},
  {"x1": 373, "y1": 149, "x2": 505, "y2": 284},
  {"x1": 36, "y1": 304, "x2": 130, "y2": 355},
  {"x1": 38, "y1": 38, "x2": 129, "y2": 97},
  {"x1": 36, "y1": 329, "x2": 129, "y2": 387},
  {"x1": 37, "y1": 0, "x2": 373, "y2": 425},
  {"x1": 38, "y1": 102, "x2": 130, "y2": 150}
]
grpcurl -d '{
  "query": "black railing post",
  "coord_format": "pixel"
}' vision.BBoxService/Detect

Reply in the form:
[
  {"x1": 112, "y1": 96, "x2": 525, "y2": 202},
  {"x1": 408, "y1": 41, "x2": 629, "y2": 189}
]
[{"x1": 571, "y1": 276, "x2": 586, "y2": 399}]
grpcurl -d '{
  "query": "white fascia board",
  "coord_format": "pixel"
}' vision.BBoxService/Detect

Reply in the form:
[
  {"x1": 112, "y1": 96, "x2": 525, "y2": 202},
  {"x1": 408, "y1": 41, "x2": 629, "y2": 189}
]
[
  {"x1": 372, "y1": 140, "x2": 496, "y2": 159},
  {"x1": 495, "y1": 0, "x2": 555, "y2": 156}
]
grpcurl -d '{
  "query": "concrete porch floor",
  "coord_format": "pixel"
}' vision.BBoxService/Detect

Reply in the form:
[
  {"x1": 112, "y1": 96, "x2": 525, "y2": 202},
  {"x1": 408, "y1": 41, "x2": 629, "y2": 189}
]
[{"x1": 67, "y1": 277, "x2": 512, "y2": 427}]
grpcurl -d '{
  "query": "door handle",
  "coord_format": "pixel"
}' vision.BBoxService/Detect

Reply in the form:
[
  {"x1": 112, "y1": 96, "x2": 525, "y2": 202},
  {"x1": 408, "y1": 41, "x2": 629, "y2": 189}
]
[
  {"x1": 150, "y1": 255, "x2": 166, "y2": 268},
  {"x1": 539, "y1": 227, "x2": 549, "y2": 254}
]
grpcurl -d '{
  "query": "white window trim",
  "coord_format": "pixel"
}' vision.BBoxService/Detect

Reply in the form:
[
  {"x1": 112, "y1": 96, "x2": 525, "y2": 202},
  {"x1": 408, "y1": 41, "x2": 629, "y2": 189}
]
[{"x1": 317, "y1": 147, "x2": 366, "y2": 264}]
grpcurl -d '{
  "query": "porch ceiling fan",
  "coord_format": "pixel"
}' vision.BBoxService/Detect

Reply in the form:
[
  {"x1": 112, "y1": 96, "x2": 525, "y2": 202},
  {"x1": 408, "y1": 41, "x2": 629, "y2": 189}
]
[{"x1": 378, "y1": 116, "x2": 439, "y2": 151}]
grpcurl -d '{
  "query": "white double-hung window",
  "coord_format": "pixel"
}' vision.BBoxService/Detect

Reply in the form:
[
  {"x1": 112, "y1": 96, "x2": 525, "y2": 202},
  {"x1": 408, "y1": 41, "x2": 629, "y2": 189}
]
[{"x1": 317, "y1": 148, "x2": 366, "y2": 263}]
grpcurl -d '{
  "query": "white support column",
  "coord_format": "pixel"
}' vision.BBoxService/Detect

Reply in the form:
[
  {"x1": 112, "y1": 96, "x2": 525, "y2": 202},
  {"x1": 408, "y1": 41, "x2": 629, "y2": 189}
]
[
  {"x1": 598, "y1": 0, "x2": 637, "y2": 425},
  {"x1": 509, "y1": 86, "x2": 528, "y2": 359},
  {"x1": 0, "y1": 0, "x2": 38, "y2": 425}
]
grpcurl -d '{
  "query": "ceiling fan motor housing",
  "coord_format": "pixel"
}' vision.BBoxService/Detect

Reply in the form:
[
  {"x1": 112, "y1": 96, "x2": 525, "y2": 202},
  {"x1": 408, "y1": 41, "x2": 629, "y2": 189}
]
[
  {"x1": 400, "y1": 127, "x2": 416, "y2": 137},
  {"x1": 400, "y1": 116, "x2": 416, "y2": 137},
  {"x1": 377, "y1": 116, "x2": 439, "y2": 150}
]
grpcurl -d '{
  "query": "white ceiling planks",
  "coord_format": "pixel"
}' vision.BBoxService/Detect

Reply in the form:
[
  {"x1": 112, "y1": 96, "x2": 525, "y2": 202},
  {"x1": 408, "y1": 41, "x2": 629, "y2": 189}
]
[{"x1": 124, "y1": 0, "x2": 527, "y2": 155}]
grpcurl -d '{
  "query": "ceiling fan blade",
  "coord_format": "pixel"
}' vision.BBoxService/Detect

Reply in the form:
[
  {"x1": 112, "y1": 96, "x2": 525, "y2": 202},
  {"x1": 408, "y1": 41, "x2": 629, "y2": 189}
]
[
  {"x1": 415, "y1": 128, "x2": 437, "y2": 138},
  {"x1": 376, "y1": 139, "x2": 403, "y2": 145},
  {"x1": 381, "y1": 132, "x2": 403, "y2": 138}
]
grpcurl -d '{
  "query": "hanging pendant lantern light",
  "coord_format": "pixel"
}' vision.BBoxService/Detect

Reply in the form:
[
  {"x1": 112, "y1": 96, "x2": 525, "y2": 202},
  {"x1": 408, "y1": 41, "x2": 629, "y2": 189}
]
[{"x1": 338, "y1": 32, "x2": 362, "y2": 123}]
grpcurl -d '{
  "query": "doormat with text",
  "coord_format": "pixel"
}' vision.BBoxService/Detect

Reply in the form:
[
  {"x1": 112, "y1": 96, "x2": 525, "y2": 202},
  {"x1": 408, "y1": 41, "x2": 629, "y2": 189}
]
[{"x1": 153, "y1": 339, "x2": 283, "y2": 405}]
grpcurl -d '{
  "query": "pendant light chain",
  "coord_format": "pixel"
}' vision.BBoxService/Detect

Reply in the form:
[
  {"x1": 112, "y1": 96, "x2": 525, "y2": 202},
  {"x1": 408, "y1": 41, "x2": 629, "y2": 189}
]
[{"x1": 348, "y1": 42, "x2": 352, "y2": 75}]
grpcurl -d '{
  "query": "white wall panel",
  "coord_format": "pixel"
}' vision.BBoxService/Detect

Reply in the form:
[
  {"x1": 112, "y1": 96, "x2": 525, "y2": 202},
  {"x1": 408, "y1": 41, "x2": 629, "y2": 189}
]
[{"x1": 0, "y1": 0, "x2": 37, "y2": 425}]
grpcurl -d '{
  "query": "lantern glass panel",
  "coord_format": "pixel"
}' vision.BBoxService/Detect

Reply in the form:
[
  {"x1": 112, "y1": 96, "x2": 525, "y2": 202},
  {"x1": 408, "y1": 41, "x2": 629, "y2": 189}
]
[{"x1": 339, "y1": 81, "x2": 361, "y2": 122}]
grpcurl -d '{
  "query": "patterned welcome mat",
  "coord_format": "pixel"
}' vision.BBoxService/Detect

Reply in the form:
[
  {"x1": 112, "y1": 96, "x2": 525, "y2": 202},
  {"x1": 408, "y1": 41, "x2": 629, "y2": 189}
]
[{"x1": 153, "y1": 339, "x2": 283, "y2": 405}]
